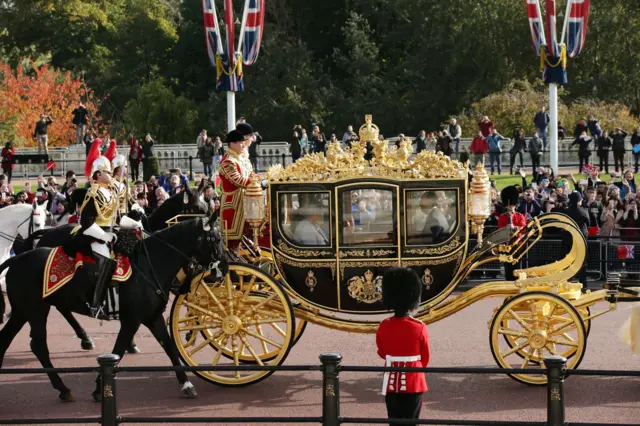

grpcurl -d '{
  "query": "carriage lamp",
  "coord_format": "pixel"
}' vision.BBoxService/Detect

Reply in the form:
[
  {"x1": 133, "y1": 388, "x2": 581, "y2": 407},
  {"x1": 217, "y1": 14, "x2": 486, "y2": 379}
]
[
  {"x1": 469, "y1": 163, "x2": 491, "y2": 247},
  {"x1": 244, "y1": 179, "x2": 266, "y2": 246}
]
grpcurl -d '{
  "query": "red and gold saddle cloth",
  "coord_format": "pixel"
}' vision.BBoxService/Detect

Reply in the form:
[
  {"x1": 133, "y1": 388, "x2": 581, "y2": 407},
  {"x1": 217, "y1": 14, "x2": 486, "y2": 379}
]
[{"x1": 42, "y1": 247, "x2": 132, "y2": 299}]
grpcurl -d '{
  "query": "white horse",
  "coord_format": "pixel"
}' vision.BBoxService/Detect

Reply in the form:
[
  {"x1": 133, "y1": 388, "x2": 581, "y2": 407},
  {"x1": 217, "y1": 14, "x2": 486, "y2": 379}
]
[{"x1": 0, "y1": 203, "x2": 48, "y2": 292}]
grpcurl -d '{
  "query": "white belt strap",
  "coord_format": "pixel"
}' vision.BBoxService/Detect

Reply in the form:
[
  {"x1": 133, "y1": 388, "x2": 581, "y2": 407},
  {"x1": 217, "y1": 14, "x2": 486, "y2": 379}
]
[{"x1": 382, "y1": 355, "x2": 421, "y2": 395}]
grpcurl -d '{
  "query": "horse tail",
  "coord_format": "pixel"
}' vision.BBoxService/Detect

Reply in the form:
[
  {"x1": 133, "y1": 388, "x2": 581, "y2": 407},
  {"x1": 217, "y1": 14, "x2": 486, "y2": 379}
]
[{"x1": 0, "y1": 255, "x2": 19, "y2": 278}]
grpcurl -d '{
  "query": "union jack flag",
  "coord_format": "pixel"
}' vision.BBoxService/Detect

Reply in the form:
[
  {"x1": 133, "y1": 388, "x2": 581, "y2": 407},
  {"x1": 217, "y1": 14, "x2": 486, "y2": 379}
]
[
  {"x1": 545, "y1": 0, "x2": 561, "y2": 57},
  {"x1": 223, "y1": 0, "x2": 243, "y2": 92},
  {"x1": 566, "y1": 0, "x2": 591, "y2": 57},
  {"x1": 202, "y1": 0, "x2": 222, "y2": 68},
  {"x1": 241, "y1": 0, "x2": 265, "y2": 66},
  {"x1": 618, "y1": 245, "x2": 635, "y2": 260},
  {"x1": 526, "y1": 0, "x2": 546, "y2": 56}
]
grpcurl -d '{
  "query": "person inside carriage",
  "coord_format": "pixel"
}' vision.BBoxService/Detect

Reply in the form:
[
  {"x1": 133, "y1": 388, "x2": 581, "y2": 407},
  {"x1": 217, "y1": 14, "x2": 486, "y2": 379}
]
[
  {"x1": 292, "y1": 195, "x2": 330, "y2": 246},
  {"x1": 412, "y1": 191, "x2": 450, "y2": 245}
]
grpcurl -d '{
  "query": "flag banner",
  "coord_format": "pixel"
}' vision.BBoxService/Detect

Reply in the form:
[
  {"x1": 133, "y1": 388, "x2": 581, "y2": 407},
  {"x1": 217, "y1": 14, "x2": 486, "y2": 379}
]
[
  {"x1": 241, "y1": 0, "x2": 265, "y2": 66},
  {"x1": 617, "y1": 245, "x2": 635, "y2": 260},
  {"x1": 46, "y1": 160, "x2": 56, "y2": 171},
  {"x1": 567, "y1": 0, "x2": 591, "y2": 57},
  {"x1": 526, "y1": 0, "x2": 545, "y2": 56},
  {"x1": 203, "y1": 0, "x2": 244, "y2": 92}
]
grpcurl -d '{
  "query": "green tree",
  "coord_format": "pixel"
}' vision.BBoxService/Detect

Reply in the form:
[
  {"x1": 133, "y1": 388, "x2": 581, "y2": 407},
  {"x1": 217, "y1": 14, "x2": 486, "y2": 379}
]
[{"x1": 123, "y1": 78, "x2": 198, "y2": 143}]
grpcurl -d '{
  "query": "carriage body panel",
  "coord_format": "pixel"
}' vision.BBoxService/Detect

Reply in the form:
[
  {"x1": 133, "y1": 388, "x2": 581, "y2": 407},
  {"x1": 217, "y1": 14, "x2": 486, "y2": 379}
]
[{"x1": 269, "y1": 177, "x2": 469, "y2": 314}]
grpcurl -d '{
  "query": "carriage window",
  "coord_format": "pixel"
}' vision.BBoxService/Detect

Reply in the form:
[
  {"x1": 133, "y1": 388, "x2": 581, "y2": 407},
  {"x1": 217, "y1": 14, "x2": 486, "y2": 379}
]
[
  {"x1": 278, "y1": 192, "x2": 331, "y2": 247},
  {"x1": 341, "y1": 189, "x2": 395, "y2": 245},
  {"x1": 406, "y1": 190, "x2": 458, "y2": 245}
]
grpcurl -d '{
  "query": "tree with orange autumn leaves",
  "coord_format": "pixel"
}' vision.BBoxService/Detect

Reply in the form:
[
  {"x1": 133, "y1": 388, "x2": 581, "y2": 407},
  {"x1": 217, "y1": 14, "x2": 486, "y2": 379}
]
[{"x1": 0, "y1": 60, "x2": 105, "y2": 148}]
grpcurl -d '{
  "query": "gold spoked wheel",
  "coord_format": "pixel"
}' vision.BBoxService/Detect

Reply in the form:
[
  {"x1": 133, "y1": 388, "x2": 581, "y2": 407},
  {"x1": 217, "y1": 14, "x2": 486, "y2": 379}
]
[
  {"x1": 490, "y1": 291, "x2": 587, "y2": 386},
  {"x1": 170, "y1": 263, "x2": 295, "y2": 386},
  {"x1": 501, "y1": 303, "x2": 591, "y2": 364}
]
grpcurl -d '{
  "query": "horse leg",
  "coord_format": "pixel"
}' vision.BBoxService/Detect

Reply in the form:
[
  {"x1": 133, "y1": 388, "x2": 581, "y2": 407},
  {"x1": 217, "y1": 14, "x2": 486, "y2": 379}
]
[
  {"x1": 92, "y1": 319, "x2": 141, "y2": 402},
  {"x1": 0, "y1": 288, "x2": 5, "y2": 324},
  {"x1": 57, "y1": 308, "x2": 95, "y2": 350},
  {"x1": 0, "y1": 312, "x2": 28, "y2": 368},
  {"x1": 144, "y1": 314, "x2": 196, "y2": 398},
  {"x1": 27, "y1": 306, "x2": 75, "y2": 402},
  {"x1": 126, "y1": 339, "x2": 141, "y2": 354}
]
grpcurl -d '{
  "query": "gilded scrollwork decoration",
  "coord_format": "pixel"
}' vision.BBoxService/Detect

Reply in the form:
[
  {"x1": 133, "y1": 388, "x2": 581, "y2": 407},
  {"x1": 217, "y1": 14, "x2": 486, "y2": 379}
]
[
  {"x1": 405, "y1": 237, "x2": 461, "y2": 256},
  {"x1": 275, "y1": 254, "x2": 336, "y2": 280},
  {"x1": 347, "y1": 270, "x2": 383, "y2": 304},
  {"x1": 277, "y1": 240, "x2": 330, "y2": 257}
]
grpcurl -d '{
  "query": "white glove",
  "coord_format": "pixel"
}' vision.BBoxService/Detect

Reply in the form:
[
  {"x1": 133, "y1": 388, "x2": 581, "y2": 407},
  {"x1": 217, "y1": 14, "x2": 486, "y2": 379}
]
[
  {"x1": 104, "y1": 232, "x2": 117, "y2": 243},
  {"x1": 119, "y1": 215, "x2": 143, "y2": 230},
  {"x1": 84, "y1": 223, "x2": 117, "y2": 244}
]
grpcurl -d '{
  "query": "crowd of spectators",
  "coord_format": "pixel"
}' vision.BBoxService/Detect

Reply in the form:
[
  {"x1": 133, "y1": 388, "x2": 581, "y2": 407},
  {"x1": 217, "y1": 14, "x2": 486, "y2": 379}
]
[{"x1": 485, "y1": 166, "x2": 640, "y2": 239}]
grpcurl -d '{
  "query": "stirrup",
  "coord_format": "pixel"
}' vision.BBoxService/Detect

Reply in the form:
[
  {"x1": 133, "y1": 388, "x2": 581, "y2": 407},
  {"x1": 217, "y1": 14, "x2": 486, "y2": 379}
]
[{"x1": 87, "y1": 303, "x2": 104, "y2": 319}]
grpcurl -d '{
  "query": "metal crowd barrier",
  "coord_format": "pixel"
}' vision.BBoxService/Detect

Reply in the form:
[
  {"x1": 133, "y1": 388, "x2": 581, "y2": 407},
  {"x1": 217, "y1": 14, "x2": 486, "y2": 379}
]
[{"x1": 0, "y1": 353, "x2": 638, "y2": 425}]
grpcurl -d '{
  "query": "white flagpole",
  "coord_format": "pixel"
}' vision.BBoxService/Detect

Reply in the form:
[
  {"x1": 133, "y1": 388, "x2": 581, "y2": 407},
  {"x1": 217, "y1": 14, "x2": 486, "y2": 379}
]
[
  {"x1": 535, "y1": 0, "x2": 548, "y2": 46},
  {"x1": 236, "y1": 0, "x2": 251, "y2": 55},
  {"x1": 560, "y1": 0, "x2": 573, "y2": 45}
]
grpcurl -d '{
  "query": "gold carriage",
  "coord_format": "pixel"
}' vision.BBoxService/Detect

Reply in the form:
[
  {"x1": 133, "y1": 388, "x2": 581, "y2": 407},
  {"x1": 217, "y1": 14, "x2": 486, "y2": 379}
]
[{"x1": 168, "y1": 116, "x2": 639, "y2": 387}]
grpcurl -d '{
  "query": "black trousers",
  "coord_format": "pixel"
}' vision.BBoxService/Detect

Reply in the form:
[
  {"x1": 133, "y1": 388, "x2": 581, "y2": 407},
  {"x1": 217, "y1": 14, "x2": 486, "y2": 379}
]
[
  {"x1": 598, "y1": 154, "x2": 609, "y2": 174},
  {"x1": 509, "y1": 151, "x2": 523, "y2": 173},
  {"x1": 385, "y1": 393, "x2": 423, "y2": 426},
  {"x1": 578, "y1": 153, "x2": 590, "y2": 173},
  {"x1": 530, "y1": 154, "x2": 540, "y2": 171},
  {"x1": 2, "y1": 166, "x2": 11, "y2": 183},
  {"x1": 614, "y1": 151, "x2": 625, "y2": 172},
  {"x1": 634, "y1": 153, "x2": 639, "y2": 173}
]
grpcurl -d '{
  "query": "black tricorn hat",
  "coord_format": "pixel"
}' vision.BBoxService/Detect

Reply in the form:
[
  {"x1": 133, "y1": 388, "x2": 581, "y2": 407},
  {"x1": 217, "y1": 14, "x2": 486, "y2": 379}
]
[
  {"x1": 226, "y1": 129, "x2": 245, "y2": 144},
  {"x1": 236, "y1": 122, "x2": 254, "y2": 136},
  {"x1": 501, "y1": 185, "x2": 520, "y2": 207},
  {"x1": 382, "y1": 268, "x2": 422, "y2": 316}
]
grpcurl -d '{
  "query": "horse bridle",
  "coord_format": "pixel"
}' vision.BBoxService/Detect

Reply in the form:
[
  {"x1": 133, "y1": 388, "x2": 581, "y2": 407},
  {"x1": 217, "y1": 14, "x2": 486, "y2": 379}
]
[
  {"x1": 0, "y1": 206, "x2": 37, "y2": 243},
  {"x1": 133, "y1": 222, "x2": 223, "y2": 302}
]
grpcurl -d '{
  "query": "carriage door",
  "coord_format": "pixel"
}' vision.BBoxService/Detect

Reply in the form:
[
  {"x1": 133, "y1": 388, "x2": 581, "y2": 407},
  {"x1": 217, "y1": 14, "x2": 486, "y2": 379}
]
[{"x1": 336, "y1": 182, "x2": 400, "y2": 313}]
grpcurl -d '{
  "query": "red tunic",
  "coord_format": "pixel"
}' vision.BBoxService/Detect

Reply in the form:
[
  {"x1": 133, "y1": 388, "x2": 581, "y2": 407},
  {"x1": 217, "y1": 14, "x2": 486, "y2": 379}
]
[
  {"x1": 218, "y1": 150, "x2": 253, "y2": 244},
  {"x1": 376, "y1": 316, "x2": 430, "y2": 395},
  {"x1": 497, "y1": 211, "x2": 527, "y2": 229}
]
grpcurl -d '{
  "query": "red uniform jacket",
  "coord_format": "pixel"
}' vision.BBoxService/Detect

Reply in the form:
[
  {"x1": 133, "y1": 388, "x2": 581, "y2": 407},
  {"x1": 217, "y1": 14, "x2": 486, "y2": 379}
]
[
  {"x1": 1, "y1": 147, "x2": 15, "y2": 170},
  {"x1": 376, "y1": 316, "x2": 430, "y2": 395},
  {"x1": 497, "y1": 211, "x2": 527, "y2": 229}
]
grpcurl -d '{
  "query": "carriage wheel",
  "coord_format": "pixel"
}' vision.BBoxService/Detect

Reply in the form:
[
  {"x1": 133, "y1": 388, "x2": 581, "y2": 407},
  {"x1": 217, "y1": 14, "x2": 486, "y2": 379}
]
[
  {"x1": 170, "y1": 263, "x2": 295, "y2": 386},
  {"x1": 500, "y1": 301, "x2": 591, "y2": 364},
  {"x1": 490, "y1": 291, "x2": 587, "y2": 386}
]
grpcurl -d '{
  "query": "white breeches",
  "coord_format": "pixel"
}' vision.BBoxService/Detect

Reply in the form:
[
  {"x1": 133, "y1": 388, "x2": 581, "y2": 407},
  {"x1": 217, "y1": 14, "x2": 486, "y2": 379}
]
[{"x1": 91, "y1": 242, "x2": 111, "y2": 259}]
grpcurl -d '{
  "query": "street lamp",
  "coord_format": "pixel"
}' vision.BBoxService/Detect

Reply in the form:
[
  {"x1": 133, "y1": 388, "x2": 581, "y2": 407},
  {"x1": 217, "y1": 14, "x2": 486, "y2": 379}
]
[{"x1": 244, "y1": 179, "x2": 266, "y2": 246}]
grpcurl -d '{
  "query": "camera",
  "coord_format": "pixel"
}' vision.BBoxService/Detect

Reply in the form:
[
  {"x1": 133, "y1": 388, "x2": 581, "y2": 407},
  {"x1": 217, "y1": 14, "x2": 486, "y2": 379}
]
[{"x1": 71, "y1": 177, "x2": 77, "y2": 184}]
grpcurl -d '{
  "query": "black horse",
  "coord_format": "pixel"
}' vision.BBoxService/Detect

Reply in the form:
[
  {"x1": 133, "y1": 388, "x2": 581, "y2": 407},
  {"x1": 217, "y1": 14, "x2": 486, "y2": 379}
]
[
  {"x1": 7, "y1": 187, "x2": 210, "y2": 353},
  {"x1": 0, "y1": 215, "x2": 227, "y2": 401}
]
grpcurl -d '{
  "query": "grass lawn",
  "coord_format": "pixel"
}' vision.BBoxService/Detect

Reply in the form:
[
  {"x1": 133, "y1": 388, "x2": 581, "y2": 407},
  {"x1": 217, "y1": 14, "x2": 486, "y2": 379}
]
[{"x1": 489, "y1": 173, "x2": 640, "y2": 190}]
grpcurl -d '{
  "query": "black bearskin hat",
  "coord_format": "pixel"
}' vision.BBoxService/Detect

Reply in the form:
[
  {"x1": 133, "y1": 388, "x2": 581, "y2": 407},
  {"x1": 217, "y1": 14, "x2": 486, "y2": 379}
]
[
  {"x1": 501, "y1": 185, "x2": 520, "y2": 207},
  {"x1": 382, "y1": 268, "x2": 422, "y2": 316}
]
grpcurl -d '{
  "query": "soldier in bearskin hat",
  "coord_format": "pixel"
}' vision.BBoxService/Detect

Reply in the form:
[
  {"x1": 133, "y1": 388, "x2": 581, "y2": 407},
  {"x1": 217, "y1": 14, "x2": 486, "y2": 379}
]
[
  {"x1": 376, "y1": 267, "x2": 431, "y2": 426},
  {"x1": 497, "y1": 185, "x2": 527, "y2": 281}
]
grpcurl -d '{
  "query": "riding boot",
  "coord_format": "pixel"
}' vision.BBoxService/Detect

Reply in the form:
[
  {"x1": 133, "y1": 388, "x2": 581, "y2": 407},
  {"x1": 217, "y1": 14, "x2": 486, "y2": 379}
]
[{"x1": 90, "y1": 255, "x2": 117, "y2": 318}]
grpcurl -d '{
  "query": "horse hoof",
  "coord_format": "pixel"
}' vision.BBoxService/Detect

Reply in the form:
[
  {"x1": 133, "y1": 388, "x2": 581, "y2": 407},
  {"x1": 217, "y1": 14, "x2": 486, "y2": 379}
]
[
  {"x1": 92, "y1": 390, "x2": 102, "y2": 402},
  {"x1": 127, "y1": 344, "x2": 141, "y2": 354},
  {"x1": 182, "y1": 381, "x2": 198, "y2": 398},
  {"x1": 81, "y1": 338, "x2": 95, "y2": 351},
  {"x1": 59, "y1": 391, "x2": 76, "y2": 402}
]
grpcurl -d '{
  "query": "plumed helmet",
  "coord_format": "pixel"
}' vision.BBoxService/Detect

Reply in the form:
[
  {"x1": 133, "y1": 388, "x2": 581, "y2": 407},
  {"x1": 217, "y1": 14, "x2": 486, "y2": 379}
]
[
  {"x1": 381, "y1": 268, "x2": 422, "y2": 316},
  {"x1": 112, "y1": 154, "x2": 127, "y2": 169},
  {"x1": 91, "y1": 156, "x2": 112, "y2": 176},
  {"x1": 501, "y1": 185, "x2": 520, "y2": 207}
]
